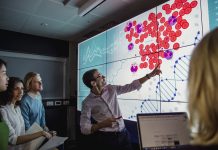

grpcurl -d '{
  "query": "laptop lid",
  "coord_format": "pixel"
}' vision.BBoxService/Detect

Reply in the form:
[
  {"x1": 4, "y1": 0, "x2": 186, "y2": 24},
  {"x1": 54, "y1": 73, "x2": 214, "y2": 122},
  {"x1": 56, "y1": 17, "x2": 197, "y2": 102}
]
[{"x1": 137, "y1": 112, "x2": 190, "y2": 150}]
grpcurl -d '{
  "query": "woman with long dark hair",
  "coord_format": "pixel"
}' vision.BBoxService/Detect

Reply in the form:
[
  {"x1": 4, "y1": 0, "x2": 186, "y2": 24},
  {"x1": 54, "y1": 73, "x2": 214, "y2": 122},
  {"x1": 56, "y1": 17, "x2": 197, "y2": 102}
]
[{"x1": 0, "y1": 77, "x2": 51, "y2": 150}]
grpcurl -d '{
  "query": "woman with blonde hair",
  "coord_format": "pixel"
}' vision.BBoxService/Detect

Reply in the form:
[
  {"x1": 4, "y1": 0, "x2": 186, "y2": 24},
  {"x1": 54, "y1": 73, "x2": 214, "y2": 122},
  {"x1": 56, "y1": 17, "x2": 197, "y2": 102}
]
[
  {"x1": 20, "y1": 72, "x2": 50, "y2": 132},
  {"x1": 180, "y1": 27, "x2": 218, "y2": 150}
]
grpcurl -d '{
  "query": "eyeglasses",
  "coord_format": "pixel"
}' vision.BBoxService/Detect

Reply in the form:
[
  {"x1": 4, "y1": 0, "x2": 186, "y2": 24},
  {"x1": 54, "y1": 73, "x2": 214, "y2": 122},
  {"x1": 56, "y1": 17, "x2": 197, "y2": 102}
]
[{"x1": 93, "y1": 74, "x2": 104, "y2": 80}]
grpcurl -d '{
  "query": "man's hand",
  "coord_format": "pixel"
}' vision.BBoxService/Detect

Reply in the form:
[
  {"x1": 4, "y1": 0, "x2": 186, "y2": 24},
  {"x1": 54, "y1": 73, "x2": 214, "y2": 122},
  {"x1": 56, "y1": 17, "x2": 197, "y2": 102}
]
[
  {"x1": 91, "y1": 117, "x2": 119, "y2": 133},
  {"x1": 139, "y1": 63, "x2": 162, "y2": 84},
  {"x1": 100, "y1": 117, "x2": 117, "y2": 128},
  {"x1": 148, "y1": 64, "x2": 162, "y2": 78}
]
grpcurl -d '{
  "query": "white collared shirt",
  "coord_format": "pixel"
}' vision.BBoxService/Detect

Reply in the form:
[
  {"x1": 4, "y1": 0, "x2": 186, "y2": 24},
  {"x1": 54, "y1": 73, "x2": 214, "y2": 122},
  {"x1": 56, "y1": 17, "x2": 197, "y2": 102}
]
[
  {"x1": 80, "y1": 79, "x2": 142, "y2": 135},
  {"x1": 0, "y1": 104, "x2": 26, "y2": 150}
]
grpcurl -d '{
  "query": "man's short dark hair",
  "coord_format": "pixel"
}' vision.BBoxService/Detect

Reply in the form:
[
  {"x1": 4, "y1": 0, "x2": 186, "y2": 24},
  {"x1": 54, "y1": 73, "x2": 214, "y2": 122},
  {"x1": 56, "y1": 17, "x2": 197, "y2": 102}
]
[
  {"x1": 0, "y1": 58, "x2": 7, "y2": 69},
  {"x1": 82, "y1": 69, "x2": 97, "y2": 89}
]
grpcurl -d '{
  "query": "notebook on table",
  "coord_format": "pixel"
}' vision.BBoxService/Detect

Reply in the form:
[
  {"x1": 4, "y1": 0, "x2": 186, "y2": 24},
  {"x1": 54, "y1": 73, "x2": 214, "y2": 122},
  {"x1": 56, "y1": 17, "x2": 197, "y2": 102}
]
[{"x1": 137, "y1": 112, "x2": 190, "y2": 150}]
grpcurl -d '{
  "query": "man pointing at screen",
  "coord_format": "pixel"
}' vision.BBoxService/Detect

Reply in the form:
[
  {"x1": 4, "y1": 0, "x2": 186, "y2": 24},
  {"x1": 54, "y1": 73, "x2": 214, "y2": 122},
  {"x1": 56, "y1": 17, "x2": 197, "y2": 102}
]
[{"x1": 80, "y1": 64, "x2": 161, "y2": 150}]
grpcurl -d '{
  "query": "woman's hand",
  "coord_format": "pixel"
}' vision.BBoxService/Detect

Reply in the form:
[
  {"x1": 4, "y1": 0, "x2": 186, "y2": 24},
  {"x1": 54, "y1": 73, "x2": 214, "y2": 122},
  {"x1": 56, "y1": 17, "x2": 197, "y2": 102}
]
[
  {"x1": 49, "y1": 130, "x2": 57, "y2": 136},
  {"x1": 42, "y1": 131, "x2": 52, "y2": 139},
  {"x1": 43, "y1": 126, "x2": 49, "y2": 132}
]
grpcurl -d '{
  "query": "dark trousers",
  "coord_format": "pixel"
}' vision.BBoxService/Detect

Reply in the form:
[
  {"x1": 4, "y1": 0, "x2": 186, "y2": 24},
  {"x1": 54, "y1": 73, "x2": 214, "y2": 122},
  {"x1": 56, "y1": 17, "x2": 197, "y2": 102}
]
[{"x1": 93, "y1": 128, "x2": 133, "y2": 150}]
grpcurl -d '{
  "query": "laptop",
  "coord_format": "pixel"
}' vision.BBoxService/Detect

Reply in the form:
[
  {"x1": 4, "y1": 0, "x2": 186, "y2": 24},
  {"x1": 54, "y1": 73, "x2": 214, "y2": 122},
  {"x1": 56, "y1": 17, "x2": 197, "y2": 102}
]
[{"x1": 137, "y1": 112, "x2": 190, "y2": 150}]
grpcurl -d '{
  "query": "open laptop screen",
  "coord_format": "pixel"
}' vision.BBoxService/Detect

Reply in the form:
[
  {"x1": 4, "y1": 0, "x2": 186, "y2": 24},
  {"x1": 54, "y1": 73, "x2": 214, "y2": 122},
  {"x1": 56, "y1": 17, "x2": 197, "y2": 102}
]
[{"x1": 137, "y1": 112, "x2": 190, "y2": 150}]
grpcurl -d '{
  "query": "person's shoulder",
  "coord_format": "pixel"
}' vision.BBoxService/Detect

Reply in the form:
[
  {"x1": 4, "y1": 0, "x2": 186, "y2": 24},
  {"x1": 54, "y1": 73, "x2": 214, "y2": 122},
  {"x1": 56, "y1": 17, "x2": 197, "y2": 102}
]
[
  {"x1": 20, "y1": 95, "x2": 32, "y2": 108},
  {"x1": 82, "y1": 94, "x2": 98, "y2": 105},
  {"x1": 107, "y1": 84, "x2": 114, "y2": 88},
  {"x1": 0, "y1": 105, "x2": 6, "y2": 109},
  {"x1": 82, "y1": 96, "x2": 91, "y2": 103},
  {"x1": 106, "y1": 84, "x2": 116, "y2": 90},
  {"x1": 15, "y1": 106, "x2": 21, "y2": 112},
  {"x1": 0, "y1": 105, "x2": 9, "y2": 117},
  {"x1": 21, "y1": 93, "x2": 30, "y2": 100},
  {"x1": 0, "y1": 105, "x2": 6, "y2": 112},
  {"x1": 0, "y1": 104, "x2": 9, "y2": 111}
]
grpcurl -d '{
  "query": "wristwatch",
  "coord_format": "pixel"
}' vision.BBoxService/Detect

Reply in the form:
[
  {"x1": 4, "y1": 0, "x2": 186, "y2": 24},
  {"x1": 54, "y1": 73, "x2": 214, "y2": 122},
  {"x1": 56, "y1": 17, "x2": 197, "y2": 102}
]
[{"x1": 146, "y1": 74, "x2": 150, "y2": 79}]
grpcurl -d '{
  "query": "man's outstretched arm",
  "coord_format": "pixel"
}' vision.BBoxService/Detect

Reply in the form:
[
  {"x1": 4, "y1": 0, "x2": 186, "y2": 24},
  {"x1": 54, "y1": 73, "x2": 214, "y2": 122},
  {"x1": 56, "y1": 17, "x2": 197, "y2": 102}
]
[{"x1": 139, "y1": 64, "x2": 162, "y2": 84}]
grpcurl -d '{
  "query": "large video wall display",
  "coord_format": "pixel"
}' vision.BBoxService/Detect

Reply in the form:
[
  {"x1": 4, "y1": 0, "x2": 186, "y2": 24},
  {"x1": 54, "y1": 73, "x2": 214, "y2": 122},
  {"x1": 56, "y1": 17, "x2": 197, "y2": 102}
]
[{"x1": 78, "y1": 0, "x2": 217, "y2": 121}]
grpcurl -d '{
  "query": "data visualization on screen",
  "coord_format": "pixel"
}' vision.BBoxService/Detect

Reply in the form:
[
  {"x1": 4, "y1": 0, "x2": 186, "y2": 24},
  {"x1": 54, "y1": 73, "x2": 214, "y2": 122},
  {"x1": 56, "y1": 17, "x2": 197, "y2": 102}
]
[{"x1": 78, "y1": 0, "x2": 215, "y2": 121}]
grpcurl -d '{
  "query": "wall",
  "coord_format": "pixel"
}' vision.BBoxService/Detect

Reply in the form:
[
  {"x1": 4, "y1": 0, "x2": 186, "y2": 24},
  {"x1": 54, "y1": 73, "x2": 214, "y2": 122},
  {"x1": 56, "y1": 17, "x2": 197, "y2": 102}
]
[
  {"x1": 0, "y1": 29, "x2": 69, "y2": 57},
  {"x1": 68, "y1": 41, "x2": 78, "y2": 141}
]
